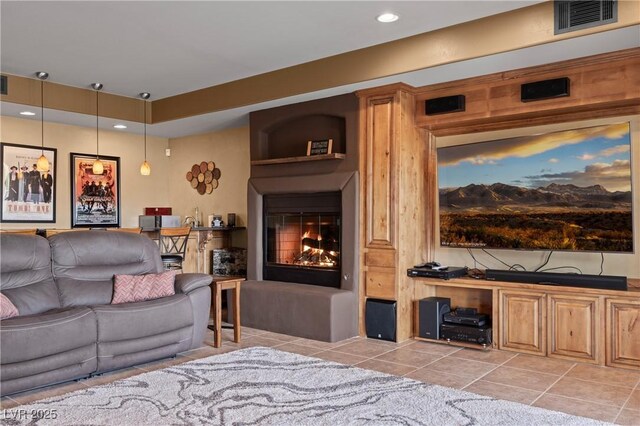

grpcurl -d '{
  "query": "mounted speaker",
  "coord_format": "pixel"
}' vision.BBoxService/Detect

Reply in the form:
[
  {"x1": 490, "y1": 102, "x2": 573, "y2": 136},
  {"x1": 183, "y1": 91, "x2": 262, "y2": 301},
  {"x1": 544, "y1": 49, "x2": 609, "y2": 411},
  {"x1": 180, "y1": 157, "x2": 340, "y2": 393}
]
[
  {"x1": 365, "y1": 299, "x2": 396, "y2": 342},
  {"x1": 521, "y1": 77, "x2": 570, "y2": 102},
  {"x1": 0, "y1": 75, "x2": 7, "y2": 95},
  {"x1": 425, "y1": 95, "x2": 465, "y2": 115}
]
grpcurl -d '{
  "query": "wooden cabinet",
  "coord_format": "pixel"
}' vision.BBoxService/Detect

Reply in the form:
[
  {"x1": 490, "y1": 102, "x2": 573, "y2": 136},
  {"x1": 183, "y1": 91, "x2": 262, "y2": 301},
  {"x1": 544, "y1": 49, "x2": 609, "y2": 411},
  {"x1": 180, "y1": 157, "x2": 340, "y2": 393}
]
[
  {"x1": 606, "y1": 298, "x2": 640, "y2": 369},
  {"x1": 411, "y1": 278, "x2": 638, "y2": 369},
  {"x1": 499, "y1": 290, "x2": 546, "y2": 355},
  {"x1": 548, "y1": 294, "x2": 600, "y2": 363},
  {"x1": 358, "y1": 84, "x2": 432, "y2": 341}
]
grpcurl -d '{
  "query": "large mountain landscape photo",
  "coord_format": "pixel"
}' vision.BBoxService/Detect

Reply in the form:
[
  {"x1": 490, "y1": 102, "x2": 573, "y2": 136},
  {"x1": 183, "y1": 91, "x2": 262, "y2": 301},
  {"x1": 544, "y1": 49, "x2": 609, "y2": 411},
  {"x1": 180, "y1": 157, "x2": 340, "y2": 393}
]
[{"x1": 437, "y1": 122, "x2": 633, "y2": 252}]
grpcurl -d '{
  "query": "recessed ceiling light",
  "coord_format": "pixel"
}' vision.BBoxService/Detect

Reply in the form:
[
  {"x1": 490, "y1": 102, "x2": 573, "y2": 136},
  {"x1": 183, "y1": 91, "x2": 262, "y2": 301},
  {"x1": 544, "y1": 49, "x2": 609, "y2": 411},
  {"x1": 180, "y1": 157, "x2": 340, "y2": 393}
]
[
  {"x1": 376, "y1": 13, "x2": 399, "y2": 23},
  {"x1": 20, "y1": 111, "x2": 36, "y2": 116},
  {"x1": 113, "y1": 124, "x2": 127, "y2": 129}
]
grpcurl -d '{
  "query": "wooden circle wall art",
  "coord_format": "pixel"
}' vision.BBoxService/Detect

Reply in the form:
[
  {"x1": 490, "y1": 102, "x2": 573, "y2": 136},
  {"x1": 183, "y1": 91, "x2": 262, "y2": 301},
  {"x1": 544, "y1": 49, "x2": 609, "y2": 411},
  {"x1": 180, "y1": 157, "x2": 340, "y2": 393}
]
[{"x1": 186, "y1": 161, "x2": 221, "y2": 195}]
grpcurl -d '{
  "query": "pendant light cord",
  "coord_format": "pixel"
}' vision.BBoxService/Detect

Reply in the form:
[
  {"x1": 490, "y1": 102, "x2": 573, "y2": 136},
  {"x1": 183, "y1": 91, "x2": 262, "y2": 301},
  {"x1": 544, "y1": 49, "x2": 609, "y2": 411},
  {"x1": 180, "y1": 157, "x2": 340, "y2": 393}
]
[
  {"x1": 96, "y1": 89, "x2": 100, "y2": 160},
  {"x1": 143, "y1": 100, "x2": 147, "y2": 160},
  {"x1": 41, "y1": 80, "x2": 44, "y2": 154}
]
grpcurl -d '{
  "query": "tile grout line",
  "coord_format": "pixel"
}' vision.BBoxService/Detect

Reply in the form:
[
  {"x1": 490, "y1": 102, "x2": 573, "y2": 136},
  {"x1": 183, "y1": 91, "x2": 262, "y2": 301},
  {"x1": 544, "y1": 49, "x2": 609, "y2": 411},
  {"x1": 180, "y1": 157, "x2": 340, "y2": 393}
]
[
  {"x1": 459, "y1": 351, "x2": 518, "y2": 392},
  {"x1": 529, "y1": 362, "x2": 577, "y2": 407},
  {"x1": 613, "y1": 382, "x2": 638, "y2": 424}
]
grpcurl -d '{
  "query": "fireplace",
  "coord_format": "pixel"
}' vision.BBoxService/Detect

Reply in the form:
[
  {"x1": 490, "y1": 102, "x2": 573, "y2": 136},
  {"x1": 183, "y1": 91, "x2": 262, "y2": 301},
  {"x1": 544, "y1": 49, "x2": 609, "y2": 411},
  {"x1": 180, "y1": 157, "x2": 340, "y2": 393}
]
[{"x1": 263, "y1": 192, "x2": 341, "y2": 288}]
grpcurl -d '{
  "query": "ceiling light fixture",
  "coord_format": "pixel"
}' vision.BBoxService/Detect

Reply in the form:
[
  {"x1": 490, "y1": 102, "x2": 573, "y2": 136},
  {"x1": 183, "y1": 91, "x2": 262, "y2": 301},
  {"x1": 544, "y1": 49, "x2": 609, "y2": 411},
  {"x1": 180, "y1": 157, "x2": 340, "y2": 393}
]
[
  {"x1": 35, "y1": 71, "x2": 50, "y2": 172},
  {"x1": 91, "y1": 82, "x2": 104, "y2": 175},
  {"x1": 20, "y1": 111, "x2": 36, "y2": 116},
  {"x1": 113, "y1": 124, "x2": 127, "y2": 129},
  {"x1": 139, "y1": 92, "x2": 151, "y2": 176},
  {"x1": 376, "y1": 13, "x2": 399, "y2": 23}
]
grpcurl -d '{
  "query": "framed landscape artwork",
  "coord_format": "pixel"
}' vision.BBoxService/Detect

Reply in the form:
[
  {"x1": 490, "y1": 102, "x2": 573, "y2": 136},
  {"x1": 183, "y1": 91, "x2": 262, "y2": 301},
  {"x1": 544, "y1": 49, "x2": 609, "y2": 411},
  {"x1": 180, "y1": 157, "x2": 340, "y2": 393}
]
[
  {"x1": 1, "y1": 142, "x2": 57, "y2": 223},
  {"x1": 70, "y1": 153, "x2": 120, "y2": 228}
]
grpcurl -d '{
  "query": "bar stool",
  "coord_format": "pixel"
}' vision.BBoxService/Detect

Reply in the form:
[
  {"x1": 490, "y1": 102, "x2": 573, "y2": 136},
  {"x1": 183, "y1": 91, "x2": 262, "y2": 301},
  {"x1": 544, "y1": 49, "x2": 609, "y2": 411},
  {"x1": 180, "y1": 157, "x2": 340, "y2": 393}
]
[{"x1": 159, "y1": 226, "x2": 191, "y2": 272}]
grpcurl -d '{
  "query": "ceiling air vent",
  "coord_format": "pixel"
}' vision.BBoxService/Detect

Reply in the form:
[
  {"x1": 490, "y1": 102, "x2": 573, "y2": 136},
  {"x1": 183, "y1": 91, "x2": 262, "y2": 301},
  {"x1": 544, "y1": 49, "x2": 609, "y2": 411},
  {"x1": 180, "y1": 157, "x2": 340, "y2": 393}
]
[{"x1": 555, "y1": 1, "x2": 617, "y2": 34}]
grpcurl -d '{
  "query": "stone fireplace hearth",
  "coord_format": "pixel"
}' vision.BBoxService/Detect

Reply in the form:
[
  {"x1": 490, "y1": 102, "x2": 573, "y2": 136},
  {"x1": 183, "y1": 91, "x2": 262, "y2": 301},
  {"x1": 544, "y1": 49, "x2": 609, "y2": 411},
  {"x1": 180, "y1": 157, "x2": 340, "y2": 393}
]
[{"x1": 242, "y1": 171, "x2": 359, "y2": 341}]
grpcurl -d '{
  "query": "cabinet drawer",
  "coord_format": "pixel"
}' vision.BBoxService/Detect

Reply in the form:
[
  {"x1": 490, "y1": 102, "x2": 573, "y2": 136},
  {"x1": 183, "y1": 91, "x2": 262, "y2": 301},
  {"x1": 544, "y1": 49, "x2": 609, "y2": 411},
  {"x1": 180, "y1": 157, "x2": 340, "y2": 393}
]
[
  {"x1": 365, "y1": 268, "x2": 396, "y2": 299},
  {"x1": 365, "y1": 249, "x2": 396, "y2": 268}
]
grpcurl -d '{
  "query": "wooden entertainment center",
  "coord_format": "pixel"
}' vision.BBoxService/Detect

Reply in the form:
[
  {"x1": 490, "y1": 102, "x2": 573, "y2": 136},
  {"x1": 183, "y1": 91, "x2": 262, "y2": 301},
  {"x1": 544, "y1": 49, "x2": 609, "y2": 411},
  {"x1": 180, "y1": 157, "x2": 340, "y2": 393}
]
[
  {"x1": 356, "y1": 48, "x2": 640, "y2": 368},
  {"x1": 412, "y1": 276, "x2": 640, "y2": 370}
]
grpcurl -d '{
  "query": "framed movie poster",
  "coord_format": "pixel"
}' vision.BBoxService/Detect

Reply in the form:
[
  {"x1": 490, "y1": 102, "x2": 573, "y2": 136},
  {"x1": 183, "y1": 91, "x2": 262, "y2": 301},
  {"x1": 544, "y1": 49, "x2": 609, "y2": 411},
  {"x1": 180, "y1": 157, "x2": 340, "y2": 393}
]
[
  {"x1": 70, "y1": 153, "x2": 120, "y2": 228},
  {"x1": 1, "y1": 142, "x2": 57, "y2": 223}
]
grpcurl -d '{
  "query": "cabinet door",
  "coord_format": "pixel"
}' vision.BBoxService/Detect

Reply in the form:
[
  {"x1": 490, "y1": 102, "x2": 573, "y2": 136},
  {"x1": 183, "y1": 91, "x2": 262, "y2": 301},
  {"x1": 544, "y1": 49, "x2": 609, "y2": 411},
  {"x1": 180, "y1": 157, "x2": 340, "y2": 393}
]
[
  {"x1": 548, "y1": 294, "x2": 600, "y2": 363},
  {"x1": 364, "y1": 95, "x2": 397, "y2": 249},
  {"x1": 499, "y1": 290, "x2": 546, "y2": 355},
  {"x1": 606, "y1": 298, "x2": 640, "y2": 370}
]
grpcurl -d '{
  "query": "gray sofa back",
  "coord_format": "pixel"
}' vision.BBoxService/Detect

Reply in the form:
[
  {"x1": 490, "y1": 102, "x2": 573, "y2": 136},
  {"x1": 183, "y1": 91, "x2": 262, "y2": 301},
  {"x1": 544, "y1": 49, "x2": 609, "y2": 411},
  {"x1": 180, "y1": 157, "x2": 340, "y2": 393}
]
[
  {"x1": 50, "y1": 231, "x2": 164, "y2": 307},
  {"x1": 0, "y1": 234, "x2": 60, "y2": 315}
]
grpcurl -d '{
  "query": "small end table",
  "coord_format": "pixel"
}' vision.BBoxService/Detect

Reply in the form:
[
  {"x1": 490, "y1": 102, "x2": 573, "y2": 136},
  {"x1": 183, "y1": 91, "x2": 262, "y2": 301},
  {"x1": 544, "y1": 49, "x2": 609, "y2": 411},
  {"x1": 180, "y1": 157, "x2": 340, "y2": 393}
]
[{"x1": 208, "y1": 276, "x2": 245, "y2": 348}]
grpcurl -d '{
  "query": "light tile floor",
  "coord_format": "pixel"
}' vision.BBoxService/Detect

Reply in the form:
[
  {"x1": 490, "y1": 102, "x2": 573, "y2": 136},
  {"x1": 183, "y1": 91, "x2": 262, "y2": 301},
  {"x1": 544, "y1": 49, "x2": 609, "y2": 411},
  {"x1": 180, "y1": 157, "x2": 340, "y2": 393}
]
[{"x1": 2, "y1": 327, "x2": 639, "y2": 425}]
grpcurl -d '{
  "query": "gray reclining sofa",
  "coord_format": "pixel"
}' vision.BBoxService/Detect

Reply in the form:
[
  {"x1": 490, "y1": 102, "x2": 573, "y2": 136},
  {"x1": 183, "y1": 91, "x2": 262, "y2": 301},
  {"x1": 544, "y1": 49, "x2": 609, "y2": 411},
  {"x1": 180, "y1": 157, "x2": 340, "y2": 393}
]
[{"x1": 0, "y1": 231, "x2": 211, "y2": 396}]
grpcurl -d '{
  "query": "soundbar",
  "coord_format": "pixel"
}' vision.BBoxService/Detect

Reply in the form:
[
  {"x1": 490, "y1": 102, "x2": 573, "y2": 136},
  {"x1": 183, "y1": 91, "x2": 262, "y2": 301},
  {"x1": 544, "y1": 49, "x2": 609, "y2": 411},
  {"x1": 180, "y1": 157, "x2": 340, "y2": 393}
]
[{"x1": 485, "y1": 269, "x2": 627, "y2": 291}]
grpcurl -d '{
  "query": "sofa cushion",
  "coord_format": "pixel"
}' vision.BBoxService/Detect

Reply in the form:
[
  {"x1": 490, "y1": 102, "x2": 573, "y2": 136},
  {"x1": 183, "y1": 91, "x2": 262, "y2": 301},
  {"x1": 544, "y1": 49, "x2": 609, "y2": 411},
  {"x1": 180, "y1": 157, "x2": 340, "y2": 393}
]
[
  {"x1": 0, "y1": 307, "x2": 97, "y2": 365},
  {"x1": 92, "y1": 294, "x2": 193, "y2": 342},
  {"x1": 112, "y1": 270, "x2": 176, "y2": 304},
  {"x1": 0, "y1": 293, "x2": 19, "y2": 319},
  {"x1": 49, "y1": 231, "x2": 164, "y2": 307},
  {"x1": 1, "y1": 280, "x2": 61, "y2": 316},
  {"x1": 0, "y1": 234, "x2": 53, "y2": 290}
]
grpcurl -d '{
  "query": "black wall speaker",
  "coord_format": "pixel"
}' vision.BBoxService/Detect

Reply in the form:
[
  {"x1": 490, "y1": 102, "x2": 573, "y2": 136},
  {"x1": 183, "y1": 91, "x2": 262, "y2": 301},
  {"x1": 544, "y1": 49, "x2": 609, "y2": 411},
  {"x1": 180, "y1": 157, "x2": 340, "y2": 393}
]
[
  {"x1": 365, "y1": 299, "x2": 396, "y2": 342},
  {"x1": 418, "y1": 297, "x2": 451, "y2": 340},
  {"x1": 0, "y1": 75, "x2": 7, "y2": 95},
  {"x1": 521, "y1": 77, "x2": 570, "y2": 102},
  {"x1": 425, "y1": 95, "x2": 465, "y2": 115}
]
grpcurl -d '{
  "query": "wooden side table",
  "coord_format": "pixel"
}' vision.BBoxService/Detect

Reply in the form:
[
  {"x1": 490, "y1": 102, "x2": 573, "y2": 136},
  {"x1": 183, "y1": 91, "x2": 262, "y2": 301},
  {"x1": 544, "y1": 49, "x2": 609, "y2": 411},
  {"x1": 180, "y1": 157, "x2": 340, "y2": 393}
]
[{"x1": 208, "y1": 276, "x2": 245, "y2": 348}]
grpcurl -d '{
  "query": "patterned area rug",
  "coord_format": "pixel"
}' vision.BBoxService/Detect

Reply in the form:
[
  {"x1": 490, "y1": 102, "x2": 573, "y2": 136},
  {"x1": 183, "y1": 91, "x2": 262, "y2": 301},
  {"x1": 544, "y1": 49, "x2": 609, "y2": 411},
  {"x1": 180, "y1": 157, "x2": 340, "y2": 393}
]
[{"x1": 2, "y1": 347, "x2": 606, "y2": 425}]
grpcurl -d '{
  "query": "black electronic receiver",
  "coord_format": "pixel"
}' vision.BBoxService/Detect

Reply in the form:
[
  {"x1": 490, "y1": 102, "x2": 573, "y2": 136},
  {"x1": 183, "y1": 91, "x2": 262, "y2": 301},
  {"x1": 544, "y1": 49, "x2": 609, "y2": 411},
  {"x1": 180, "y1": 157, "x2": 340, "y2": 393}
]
[
  {"x1": 440, "y1": 323, "x2": 492, "y2": 345},
  {"x1": 407, "y1": 266, "x2": 468, "y2": 280},
  {"x1": 444, "y1": 310, "x2": 489, "y2": 327}
]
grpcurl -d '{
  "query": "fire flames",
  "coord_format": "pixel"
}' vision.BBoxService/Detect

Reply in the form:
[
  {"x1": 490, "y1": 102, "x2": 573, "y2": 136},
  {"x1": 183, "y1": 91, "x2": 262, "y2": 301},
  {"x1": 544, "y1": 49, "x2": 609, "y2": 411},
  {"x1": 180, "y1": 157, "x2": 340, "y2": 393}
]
[{"x1": 294, "y1": 231, "x2": 338, "y2": 268}]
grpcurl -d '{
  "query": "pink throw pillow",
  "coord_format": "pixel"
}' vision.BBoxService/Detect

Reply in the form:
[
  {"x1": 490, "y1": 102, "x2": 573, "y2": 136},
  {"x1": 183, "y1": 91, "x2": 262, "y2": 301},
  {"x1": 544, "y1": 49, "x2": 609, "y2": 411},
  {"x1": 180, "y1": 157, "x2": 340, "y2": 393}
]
[
  {"x1": 111, "y1": 270, "x2": 176, "y2": 304},
  {"x1": 0, "y1": 293, "x2": 19, "y2": 319}
]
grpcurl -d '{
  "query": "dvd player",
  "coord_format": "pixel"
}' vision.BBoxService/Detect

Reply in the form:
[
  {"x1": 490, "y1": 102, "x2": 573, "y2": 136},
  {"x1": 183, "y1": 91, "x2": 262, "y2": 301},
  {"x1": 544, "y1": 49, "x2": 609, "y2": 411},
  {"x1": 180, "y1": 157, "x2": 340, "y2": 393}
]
[{"x1": 407, "y1": 266, "x2": 468, "y2": 280}]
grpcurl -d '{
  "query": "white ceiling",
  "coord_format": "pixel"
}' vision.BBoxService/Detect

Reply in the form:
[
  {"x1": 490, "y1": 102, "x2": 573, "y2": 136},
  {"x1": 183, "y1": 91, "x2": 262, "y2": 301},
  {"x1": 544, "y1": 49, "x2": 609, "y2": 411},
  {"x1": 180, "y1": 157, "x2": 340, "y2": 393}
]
[
  {"x1": 1, "y1": 1, "x2": 541, "y2": 99},
  {"x1": 1, "y1": 1, "x2": 638, "y2": 139}
]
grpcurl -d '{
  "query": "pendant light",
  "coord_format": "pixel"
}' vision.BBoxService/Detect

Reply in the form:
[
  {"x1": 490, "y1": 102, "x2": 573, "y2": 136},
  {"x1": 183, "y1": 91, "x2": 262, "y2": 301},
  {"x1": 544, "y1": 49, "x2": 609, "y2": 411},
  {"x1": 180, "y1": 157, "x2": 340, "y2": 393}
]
[
  {"x1": 35, "y1": 71, "x2": 50, "y2": 172},
  {"x1": 139, "y1": 92, "x2": 151, "y2": 175},
  {"x1": 91, "y1": 83, "x2": 104, "y2": 175}
]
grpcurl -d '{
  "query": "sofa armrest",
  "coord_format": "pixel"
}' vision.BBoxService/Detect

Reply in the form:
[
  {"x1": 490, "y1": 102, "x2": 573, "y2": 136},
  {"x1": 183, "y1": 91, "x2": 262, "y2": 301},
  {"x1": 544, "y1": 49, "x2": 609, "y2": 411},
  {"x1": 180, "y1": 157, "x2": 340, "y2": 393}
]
[{"x1": 174, "y1": 273, "x2": 212, "y2": 294}]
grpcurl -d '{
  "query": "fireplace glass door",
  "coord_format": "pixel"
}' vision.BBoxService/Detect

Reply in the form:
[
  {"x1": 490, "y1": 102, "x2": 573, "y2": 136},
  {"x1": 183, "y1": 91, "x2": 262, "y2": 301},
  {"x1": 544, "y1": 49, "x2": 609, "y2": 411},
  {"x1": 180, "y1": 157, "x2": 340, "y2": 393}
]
[{"x1": 264, "y1": 192, "x2": 341, "y2": 288}]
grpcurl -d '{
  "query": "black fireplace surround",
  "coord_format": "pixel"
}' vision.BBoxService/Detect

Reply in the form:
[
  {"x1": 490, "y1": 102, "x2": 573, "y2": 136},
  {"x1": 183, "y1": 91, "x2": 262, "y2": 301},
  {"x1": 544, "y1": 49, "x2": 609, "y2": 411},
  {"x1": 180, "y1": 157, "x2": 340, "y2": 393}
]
[{"x1": 263, "y1": 192, "x2": 341, "y2": 288}]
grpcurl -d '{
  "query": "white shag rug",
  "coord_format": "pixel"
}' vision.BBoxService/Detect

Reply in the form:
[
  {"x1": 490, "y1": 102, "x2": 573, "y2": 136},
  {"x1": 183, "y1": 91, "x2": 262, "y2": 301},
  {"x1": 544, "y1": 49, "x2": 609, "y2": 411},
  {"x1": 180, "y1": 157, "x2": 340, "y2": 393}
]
[{"x1": 1, "y1": 347, "x2": 608, "y2": 425}]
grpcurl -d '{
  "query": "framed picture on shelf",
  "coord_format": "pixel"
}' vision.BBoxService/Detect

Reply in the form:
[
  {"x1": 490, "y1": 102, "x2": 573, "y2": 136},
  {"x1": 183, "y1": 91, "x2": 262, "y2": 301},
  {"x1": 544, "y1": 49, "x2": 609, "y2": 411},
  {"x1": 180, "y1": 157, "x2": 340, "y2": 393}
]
[
  {"x1": 1, "y1": 142, "x2": 57, "y2": 223},
  {"x1": 306, "y1": 139, "x2": 333, "y2": 156},
  {"x1": 70, "y1": 153, "x2": 120, "y2": 228}
]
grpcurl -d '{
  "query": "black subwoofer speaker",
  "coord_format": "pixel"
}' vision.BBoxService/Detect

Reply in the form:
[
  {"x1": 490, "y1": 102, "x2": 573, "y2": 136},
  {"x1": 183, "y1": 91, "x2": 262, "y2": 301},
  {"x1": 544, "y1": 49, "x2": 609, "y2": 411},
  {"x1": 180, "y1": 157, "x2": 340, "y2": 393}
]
[
  {"x1": 365, "y1": 299, "x2": 396, "y2": 342},
  {"x1": 418, "y1": 297, "x2": 451, "y2": 340}
]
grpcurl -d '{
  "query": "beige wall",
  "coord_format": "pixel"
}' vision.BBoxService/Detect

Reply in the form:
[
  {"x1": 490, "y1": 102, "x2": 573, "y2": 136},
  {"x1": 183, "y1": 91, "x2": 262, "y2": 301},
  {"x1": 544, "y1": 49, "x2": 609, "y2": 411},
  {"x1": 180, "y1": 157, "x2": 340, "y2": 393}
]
[
  {"x1": 434, "y1": 115, "x2": 640, "y2": 279},
  {"x1": 0, "y1": 116, "x2": 171, "y2": 229},
  {"x1": 168, "y1": 126, "x2": 250, "y2": 248}
]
